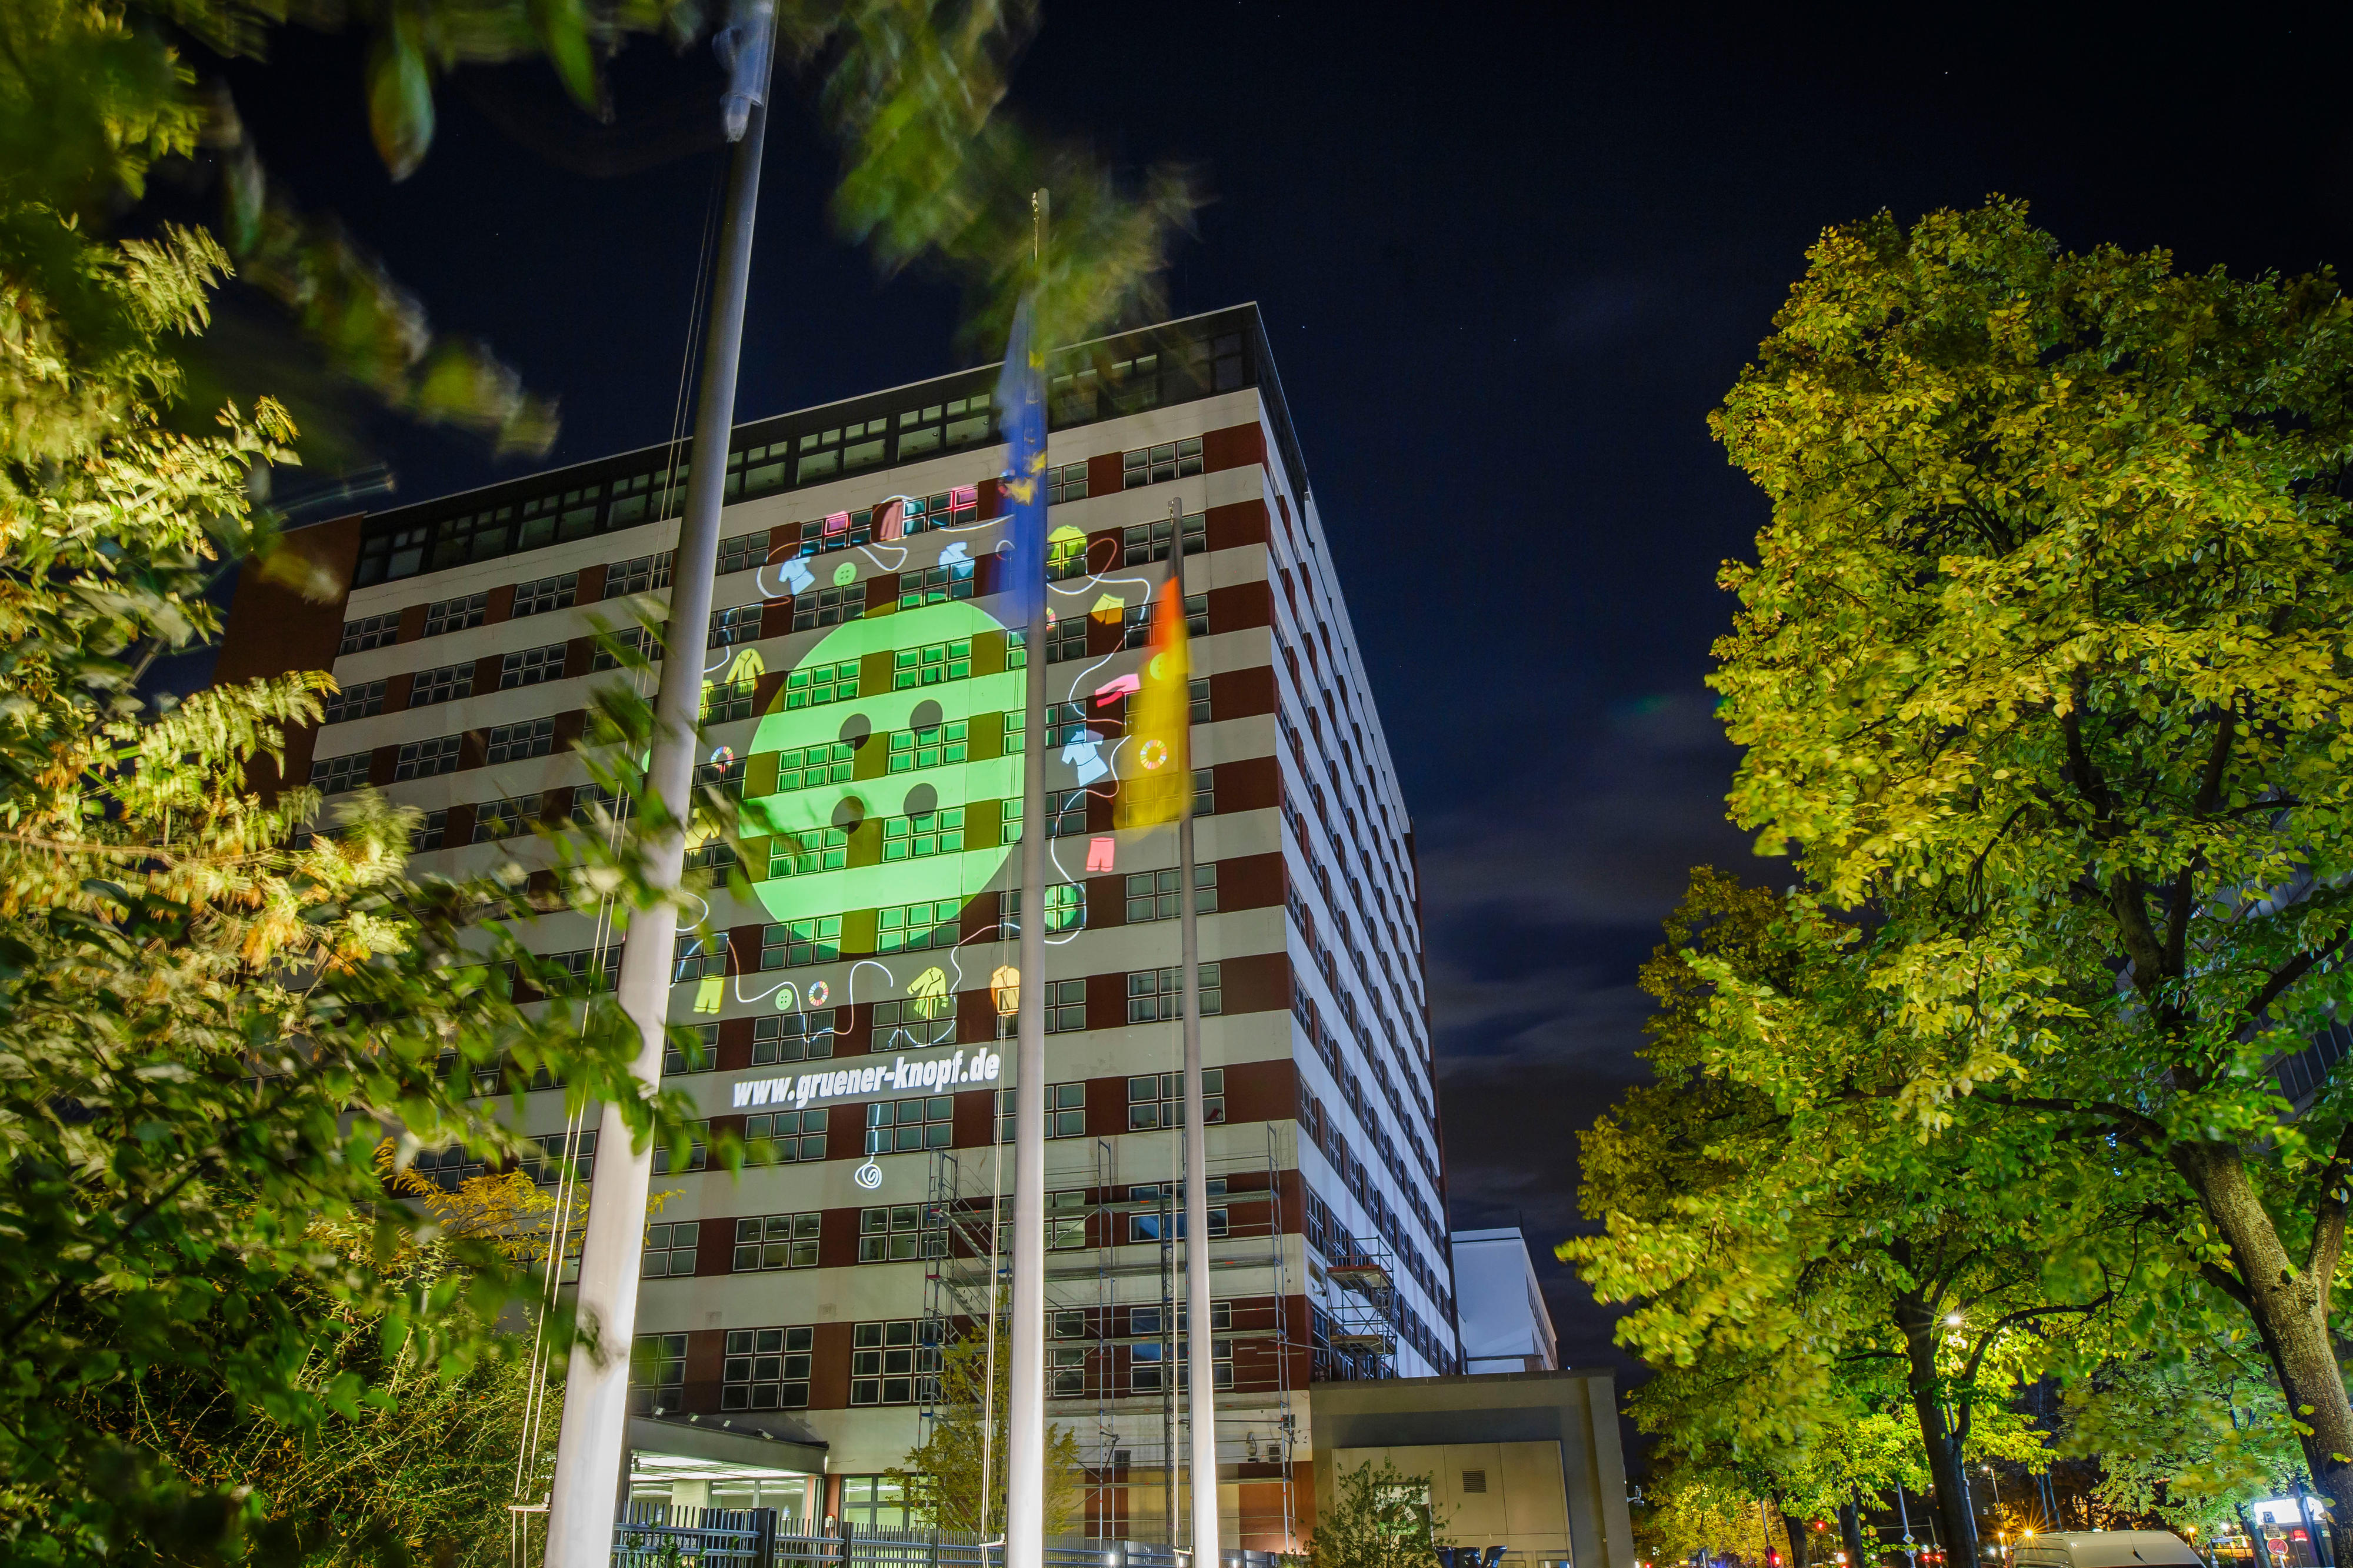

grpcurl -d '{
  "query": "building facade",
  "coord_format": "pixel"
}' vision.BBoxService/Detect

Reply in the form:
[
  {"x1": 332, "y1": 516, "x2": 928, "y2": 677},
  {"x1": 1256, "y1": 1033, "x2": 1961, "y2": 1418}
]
[
  {"x1": 1451, "y1": 1229, "x2": 1560, "y2": 1376},
  {"x1": 214, "y1": 304, "x2": 1454, "y2": 1550}
]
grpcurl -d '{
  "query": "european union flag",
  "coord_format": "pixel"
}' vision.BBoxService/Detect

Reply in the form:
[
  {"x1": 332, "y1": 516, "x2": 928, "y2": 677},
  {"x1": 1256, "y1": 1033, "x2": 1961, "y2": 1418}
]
[{"x1": 994, "y1": 297, "x2": 1047, "y2": 626}]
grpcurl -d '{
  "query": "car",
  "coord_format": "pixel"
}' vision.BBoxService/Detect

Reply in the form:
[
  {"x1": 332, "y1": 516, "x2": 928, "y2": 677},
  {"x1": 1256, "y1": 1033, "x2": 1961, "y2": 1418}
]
[{"x1": 2011, "y1": 1532, "x2": 2203, "y2": 1568}]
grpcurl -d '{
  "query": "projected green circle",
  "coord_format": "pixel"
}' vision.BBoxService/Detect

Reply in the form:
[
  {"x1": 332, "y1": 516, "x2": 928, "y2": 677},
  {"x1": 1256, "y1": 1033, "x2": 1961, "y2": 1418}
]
[{"x1": 744, "y1": 598, "x2": 1022, "y2": 945}]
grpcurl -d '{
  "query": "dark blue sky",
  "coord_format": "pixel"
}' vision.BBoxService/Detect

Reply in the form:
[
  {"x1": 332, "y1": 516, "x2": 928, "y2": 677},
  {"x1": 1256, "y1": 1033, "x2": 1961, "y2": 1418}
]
[{"x1": 212, "y1": 1, "x2": 2353, "y2": 1433}]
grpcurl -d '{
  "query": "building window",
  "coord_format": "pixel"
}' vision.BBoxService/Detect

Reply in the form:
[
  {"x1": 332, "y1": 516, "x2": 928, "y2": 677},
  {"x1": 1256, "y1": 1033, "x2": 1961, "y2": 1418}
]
[
  {"x1": 310, "y1": 751, "x2": 371, "y2": 795},
  {"x1": 901, "y1": 486, "x2": 978, "y2": 531},
  {"x1": 890, "y1": 637, "x2": 970, "y2": 690},
  {"x1": 1190, "y1": 678, "x2": 1211, "y2": 725},
  {"x1": 1050, "y1": 1344, "x2": 1087, "y2": 1396},
  {"x1": 572, "y1": 783, "x2": 633, "y2": 826},
  {"x1": 717, "y1": 531, "x2": 771, "y2": 576},
  {"x1": 865, "y1": 1096, "x2": 954, "y2": 1156},
  {"x1": 629, "y1": 1332, "x2": 685, "y2": 1416},
  {"x1": 665, "y1": 1023, "x2": 716, "y2": 1076},
  {"x1": 1126, "y1": 1183, "x2": 1229, "y2": 1246},
  {"x1": 339, "y1": 612, "x2": 400, "y2": 655},
  {"x1": 411, "y1": 662, "x2": 474, "y2": 706},
  {"x1": 997, "y1": 885, "x2": 1085, "y2": 937},
  {"x1": 410, "y1": 809, "x2": 448, "y2": 852},
  {"x1": 701, "y1": 678, "x2": 755, "y2": 724},
  {"x1": 501, "y1": 643, "x2": 565, "y2": 689},
  {"x1": 768, "y1": 826, "x2": 846, "y2": 879},
  {"x1": 672, "y1": 931, "x2": 728, "y2": 982},
  {"x1": 682, "y1": 836, "x2": 736, "y2": 873},
  {"x1": 849, "y1": 1320, "x2": 939, "y2": 1405},
  {"x1": 791, "y1": 584, "x2": 864, "y2": 632},
  {"x1": 605, "y1": 552, "x2": 674, "y2": 596},
  {"x1": 709, "y1": 604, "x2": 762, "y2": 649},
  {"x1": 756, "y1": 1009, "x2": 840, "y2": 1063},
  {"x1": 485, "y1": 717, "x2": 555, "y2": 764},
  {"x1": 1045, "y1": 786, "x2": 1088, "y2": 839},
  {"x1": 321, "y1": 679, "x2": 387, "y2": 724},
  {"x1": 723, "y1": 1326, "x2": 813, "y2": 1410},
  {"x1": 1126, "y1": 1069, "x2": 1227, "y2": 1131},
  {"x1": 513, "y1": 572, "x2": 578, "y2": 618},
  {"x1": 642, "y1": 1222, "x2": 699, "y2": 1279},
  {"x1": 898, "y1": 562, "x2": 975, "y2": 609},
  {"x1": 1192, "y1": 767, "x2": 1215, "y2": 817},
  {"x1": 1045, "y1": 461, "x2": 1088, "y2": 505},
  {"x1": 1121, "y1": 511, "x2": 1207, "y2": 565},
  {"x1": 1046, "y1": 1192, "x2": 1091, "y2": 1252},
  {"x1": 783, "y1": 658, "x2": 860, "y2": 709},
  {"x1": 424, "y1": 592, "x2": 489, "y2": 637},
  {"x1": 871, "y1": 997, "x2": 955, "y2": 1052},
  {"x1": 544, "y1": 946, "x2": 622, "y2": 994},
  {"x1": 1121, "y1": 438, "x2": 1204, "y2": 489},
  {"x1": 774, "y1": 739, "x2": 855, "y2": 792},
  {"x1": 1121, "y1": 594, "x2": 1208, "y2": 649},
  {"x1": 876, "y1": 899, "x2": 961, "y2": 955},
  {"x1": 472, "y1": 795, "x2": 541, "y2": 842},
  {"x1": 1126, "y1": 965, "x2": 1224, "y2": 1026},
  {"x1": 393, "y1": 734, "x2": 461, "y2": 781},
  {"x1": 654, "y1": 1122, "x2": 705, "y2": 1176},
  {"x1": 881, "y1": 808, "x2": 964, "y2": 862},
  {"x1": 759, "y1": 916, "x2": 841, "y2": 969},
  {"x1": 996, "y1": 1082, "x2": 1085, "y2": 1141},
  {"x1": 886, "y1": 719, "x2": 968, "y2": 773},
  {"x1": 1046, "y1": 615, "x2": 1087, "y2": 663},
  {"x1": 734, "y1": 1212, "x2": 822, "y2": 1270},
  {"x1": 857, "y1": 1207, "x2": 944, "y2": 1263},
  {"x1": 1125, "y1": 865, "x2": 1218, "y2": 923},
  {"x1": 746, "y1": 1107, "x2": 828, "y2": 1163},
  {"x1": 591, "y1": 624, "x2": 664, "y2": 670},
  {"x1": 838, "y1": 1476, "x2": 913, "y2": 1532}
]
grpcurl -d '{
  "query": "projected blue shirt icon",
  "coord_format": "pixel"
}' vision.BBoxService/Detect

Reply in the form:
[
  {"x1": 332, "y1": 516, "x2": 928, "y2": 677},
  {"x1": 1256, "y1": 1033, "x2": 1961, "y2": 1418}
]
[{"x1": 1061, "y1": 730, "x2": 1108, "y2": 785}]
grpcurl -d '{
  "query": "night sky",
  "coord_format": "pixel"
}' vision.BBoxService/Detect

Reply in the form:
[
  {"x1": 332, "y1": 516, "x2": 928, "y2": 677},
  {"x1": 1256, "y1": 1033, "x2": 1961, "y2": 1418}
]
[{"x1": 209, "y1": 2, "x2": 2353, "y2": 1454}]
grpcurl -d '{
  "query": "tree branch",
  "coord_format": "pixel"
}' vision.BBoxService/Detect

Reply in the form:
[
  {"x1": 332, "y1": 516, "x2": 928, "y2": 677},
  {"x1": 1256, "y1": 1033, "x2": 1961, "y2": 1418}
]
[{"x1": 2237, "y1": 922, "x2": 2353, "y2": 1040}]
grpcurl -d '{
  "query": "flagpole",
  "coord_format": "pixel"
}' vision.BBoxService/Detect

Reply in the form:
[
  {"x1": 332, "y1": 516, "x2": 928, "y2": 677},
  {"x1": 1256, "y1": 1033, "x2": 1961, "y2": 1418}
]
[
  {"x1": 1005, "y1": 186, "x2": 1052, "y2": 1568},
  {"x1": 1174, "y1": 499, "x2": 1222, "y2": 1568},
  {"x1": 540, "y1": 4, "x2": 776, "y2": 1562}
]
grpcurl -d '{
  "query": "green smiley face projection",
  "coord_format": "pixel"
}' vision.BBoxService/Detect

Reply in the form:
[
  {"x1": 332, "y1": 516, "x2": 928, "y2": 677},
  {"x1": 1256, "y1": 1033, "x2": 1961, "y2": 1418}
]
[{"x1": 742, "y1": 597, "x2": 1024, "y2": 954}]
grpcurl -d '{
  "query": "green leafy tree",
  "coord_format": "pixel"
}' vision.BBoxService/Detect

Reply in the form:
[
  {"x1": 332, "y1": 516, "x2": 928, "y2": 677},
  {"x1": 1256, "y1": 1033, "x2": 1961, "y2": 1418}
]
[
  {"x1": 1706, "y1": 196, "x2": 2353, "y2": 1560},
  {"x1": 888, "y1": 1316, "x2": 1085, "y2": 1536},
  {"x1": 1567, "y1": 872, "x2": 2151, "y2": 1562},
  {"x1": 1307, "y1": 1457, "x2": 1447, "y2": 1568}
]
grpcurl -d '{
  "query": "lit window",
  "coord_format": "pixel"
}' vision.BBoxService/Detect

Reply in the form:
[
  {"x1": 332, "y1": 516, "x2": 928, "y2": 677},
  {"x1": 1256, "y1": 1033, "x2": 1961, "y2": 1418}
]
[
  {"x1": 769, "y1": 826, "x2": 847, "y2": 879},
  {"x1": 997, "y1": 885, "x2": 1085, "y2": 936},
  {"x1": 885, "y1": 719, "x2": 968, "y2": 773},
  {"x1": 898, "y1": 562, "x2": 974, "y2": 609},
  {"x1": 759, "y1": 916, "x2": 841, "y2": 969},
  {"x1": 783, "y1": 659, "x2": 861, "y2": 709},
  {"x1": 774, "y1": 740, "x2": 855, "y2": 791},
  {"x1": 881, "y1": 808, "x2": 965, "y2": 862},
  {"x1": 876, "y1": 899, "x2": 962, "y2": 954},
  {"x1": 701, "y1": 679, "x2": 755, "y2": 723},
  {"x1": 890, "y1": 638, "x2": 971, "y2": 690}
]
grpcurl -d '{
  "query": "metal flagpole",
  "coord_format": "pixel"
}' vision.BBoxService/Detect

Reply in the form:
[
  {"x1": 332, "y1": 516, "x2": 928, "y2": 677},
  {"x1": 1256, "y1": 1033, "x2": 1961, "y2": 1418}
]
[
  {"x1": 1173, "y1": 500, "x2": 1222, "y2": 1568},
  {"x1": 1005, "y1": 187, "x2": 1052, "y2": 1568},
  {"x1": 541, "y1": 5, "x2": 776, "y2": 1563}
]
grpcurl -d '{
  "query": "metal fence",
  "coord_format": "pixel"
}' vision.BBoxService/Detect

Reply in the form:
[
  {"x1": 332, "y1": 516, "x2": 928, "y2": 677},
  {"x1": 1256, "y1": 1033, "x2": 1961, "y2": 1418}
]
[{"x1": 611, "y1": 1512, "x2": 1282, "y2": 1568}]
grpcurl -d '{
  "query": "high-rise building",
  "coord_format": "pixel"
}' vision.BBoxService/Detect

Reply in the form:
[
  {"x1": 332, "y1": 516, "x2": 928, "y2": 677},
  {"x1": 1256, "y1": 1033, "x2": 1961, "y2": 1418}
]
[{"x1": 215, "y1": 303, "x2": 1453, "y2": 1551}]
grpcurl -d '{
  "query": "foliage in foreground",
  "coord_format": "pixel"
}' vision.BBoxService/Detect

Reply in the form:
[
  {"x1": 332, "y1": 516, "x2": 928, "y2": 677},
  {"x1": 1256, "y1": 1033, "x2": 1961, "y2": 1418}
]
[
  {"x1": 1305, "y1": 1457, "x2": 1446, "y2": 1568},
  {"x1": 888, "y1": 1315, "x2": 1085, "y2": 1536}
]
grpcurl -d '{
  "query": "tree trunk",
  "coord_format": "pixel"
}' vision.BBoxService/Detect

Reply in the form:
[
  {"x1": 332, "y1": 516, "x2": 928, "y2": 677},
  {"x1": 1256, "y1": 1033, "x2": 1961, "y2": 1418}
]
[
  {"x1": 1841, "y1": 1499, "x2": 1871, "y2": 1568},
  {"x1": 1896, "y1": 1292, "x2": 1980, "y2": 1566},
  {"x1": 2172, "y1": 1144, "x2": 2353, "y2": 1568},
  {"x1": 1781, "y1": 1503, "x2": 1813, "y2": 1568}
]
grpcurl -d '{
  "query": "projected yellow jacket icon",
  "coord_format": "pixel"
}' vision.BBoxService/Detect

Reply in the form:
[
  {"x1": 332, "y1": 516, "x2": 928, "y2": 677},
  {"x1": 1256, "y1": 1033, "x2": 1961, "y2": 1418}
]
[{"x1": 741, "y1": 599, "x2": 1025, "y2": 955}]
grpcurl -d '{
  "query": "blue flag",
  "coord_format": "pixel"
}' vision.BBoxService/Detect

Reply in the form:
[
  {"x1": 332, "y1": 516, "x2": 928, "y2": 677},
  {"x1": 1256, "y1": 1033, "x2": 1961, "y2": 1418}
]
[{"x1": 994, "y1": 297, "x2": 1047, "y2": 626}]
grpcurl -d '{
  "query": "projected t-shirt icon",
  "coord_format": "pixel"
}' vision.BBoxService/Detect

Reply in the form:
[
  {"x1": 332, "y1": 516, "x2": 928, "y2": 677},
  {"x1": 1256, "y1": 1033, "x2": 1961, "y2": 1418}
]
[{"x1": 742, "y1": 599, "x2": 1025, "y2": 955}]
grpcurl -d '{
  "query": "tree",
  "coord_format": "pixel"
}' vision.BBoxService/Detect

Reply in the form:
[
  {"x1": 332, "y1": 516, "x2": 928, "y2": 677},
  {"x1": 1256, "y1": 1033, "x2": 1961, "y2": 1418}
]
[
  {"x1": 1307, "y1": 1457, "x2": 1447, "y2": 1568},
  {"x1": 889, "y1": 1317, "x2": 1085, "y2": 1536},
  {"x1": 1566, "y1": 872, "x2": 2142, "y2": 1562},
  {"x1": 1707, "y1": 196, "x2": 2353, "y2": 1561}
]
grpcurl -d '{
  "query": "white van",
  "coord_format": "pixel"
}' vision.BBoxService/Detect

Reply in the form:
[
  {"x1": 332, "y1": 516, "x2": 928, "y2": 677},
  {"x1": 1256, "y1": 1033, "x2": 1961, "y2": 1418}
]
[{"x1": 2011, "y1": 1533, "x2": 2204, "y2": 1568}]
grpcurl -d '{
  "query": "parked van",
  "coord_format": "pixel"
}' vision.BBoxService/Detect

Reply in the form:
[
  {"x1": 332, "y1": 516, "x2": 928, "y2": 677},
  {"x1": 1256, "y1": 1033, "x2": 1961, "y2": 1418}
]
[{"x1": 2012, "y1": 1533, "x2": 2203, "y2": 1568}]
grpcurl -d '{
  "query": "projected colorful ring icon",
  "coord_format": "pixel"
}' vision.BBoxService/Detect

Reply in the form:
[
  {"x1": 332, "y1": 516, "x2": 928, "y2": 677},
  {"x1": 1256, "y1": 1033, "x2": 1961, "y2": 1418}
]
[{"x1": 1137, "y1": 738, "x2": 1169, "y2": 770}]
